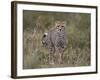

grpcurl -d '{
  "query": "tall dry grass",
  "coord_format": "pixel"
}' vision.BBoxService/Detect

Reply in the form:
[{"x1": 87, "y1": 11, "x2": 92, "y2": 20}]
[{"x1": 23, "y1": 10, "x2": 91, "y2": 69}]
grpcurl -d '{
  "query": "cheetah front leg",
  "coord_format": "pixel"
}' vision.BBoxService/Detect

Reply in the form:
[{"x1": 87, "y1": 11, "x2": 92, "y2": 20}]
[
  {"x1": 55, "y1": 47, "x2": 63, "y2": 64},
  {"x1": 58, "y1": 53, "x2": 63, "y2": 64}
]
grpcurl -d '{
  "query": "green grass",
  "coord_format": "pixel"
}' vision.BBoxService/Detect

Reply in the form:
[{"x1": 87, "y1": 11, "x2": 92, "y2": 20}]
[{"x1": 23, "y1": 10, "x2": 91, "y2": 69}]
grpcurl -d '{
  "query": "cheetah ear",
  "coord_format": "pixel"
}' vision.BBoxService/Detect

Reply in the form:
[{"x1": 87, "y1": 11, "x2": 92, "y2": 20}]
[
  {"x1": 62, "y1": 21, "x2": 67, "y2": 24},
  {"x1": 55, "y1": 21, "x2": 60, "y2": 24},
  {"x1": 55, "y1": 21, "x2": 60, "y2": 27}
]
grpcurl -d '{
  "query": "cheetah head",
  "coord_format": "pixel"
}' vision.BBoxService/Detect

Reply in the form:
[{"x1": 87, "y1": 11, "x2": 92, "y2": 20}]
[{"x1": 55, "y1": 21, "x2": 66, "y2": 32}]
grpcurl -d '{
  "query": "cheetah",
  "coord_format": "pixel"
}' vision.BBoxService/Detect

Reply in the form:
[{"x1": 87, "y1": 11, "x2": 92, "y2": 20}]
[{"x1": 42, "y1": 21, "x2": 66, "y2": 64}]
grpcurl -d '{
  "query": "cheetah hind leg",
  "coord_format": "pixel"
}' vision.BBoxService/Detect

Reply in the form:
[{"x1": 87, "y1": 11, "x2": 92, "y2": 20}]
[
  {"x1": 54, "y1": 52, "x2": 58, "y2": 64},
  {"x1": 49, "y1": 53, "x2": 54, "y2": 65}
]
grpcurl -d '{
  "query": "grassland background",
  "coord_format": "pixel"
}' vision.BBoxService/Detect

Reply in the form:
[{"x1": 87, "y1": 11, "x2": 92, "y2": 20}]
[{"x1": 23, "y1": 10, "x2": 91, "y2": 69}]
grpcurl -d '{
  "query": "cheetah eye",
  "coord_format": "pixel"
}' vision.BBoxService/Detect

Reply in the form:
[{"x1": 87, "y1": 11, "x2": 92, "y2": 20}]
[
  {"x1": 57, "y1": 26, "x2": 59, "y2": 27},
  {"x1": 62, "y1": 26, "x2": 64, "y2": 27}
]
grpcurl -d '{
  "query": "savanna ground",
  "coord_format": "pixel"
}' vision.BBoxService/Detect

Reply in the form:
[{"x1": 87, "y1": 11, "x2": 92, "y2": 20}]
[{"x1": 23, "y1": 10, "x2": 91, "y2": 69}]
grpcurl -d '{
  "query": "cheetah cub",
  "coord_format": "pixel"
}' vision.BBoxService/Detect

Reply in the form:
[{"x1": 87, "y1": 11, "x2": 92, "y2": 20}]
[{"x1": 42, "y1": 21, "x2": 66, "y2": 64}]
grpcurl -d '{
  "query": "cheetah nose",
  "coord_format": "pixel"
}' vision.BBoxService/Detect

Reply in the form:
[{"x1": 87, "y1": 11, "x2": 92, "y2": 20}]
[{"x1": 60, "y1": 29, "x2": 61, "y2": 31}]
